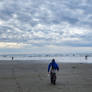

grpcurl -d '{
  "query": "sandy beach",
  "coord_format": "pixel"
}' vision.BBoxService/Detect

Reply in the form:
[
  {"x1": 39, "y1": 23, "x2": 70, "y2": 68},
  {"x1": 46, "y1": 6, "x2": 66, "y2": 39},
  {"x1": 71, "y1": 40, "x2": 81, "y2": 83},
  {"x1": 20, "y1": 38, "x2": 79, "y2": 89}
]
[{"x1": 0, "y1": 60, "x2": 92, "y2": 92}]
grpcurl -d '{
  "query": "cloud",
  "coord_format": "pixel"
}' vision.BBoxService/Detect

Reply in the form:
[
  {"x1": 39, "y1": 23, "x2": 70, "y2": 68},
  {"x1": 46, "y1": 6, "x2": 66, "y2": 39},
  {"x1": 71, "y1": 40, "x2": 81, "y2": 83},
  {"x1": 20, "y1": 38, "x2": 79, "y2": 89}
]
[
  {"x1": 0, "y1": 42, "x2": 27, "y2": 48},
  {"x1": 0, "y1": 0, "x2": 92, "y2": 53}
]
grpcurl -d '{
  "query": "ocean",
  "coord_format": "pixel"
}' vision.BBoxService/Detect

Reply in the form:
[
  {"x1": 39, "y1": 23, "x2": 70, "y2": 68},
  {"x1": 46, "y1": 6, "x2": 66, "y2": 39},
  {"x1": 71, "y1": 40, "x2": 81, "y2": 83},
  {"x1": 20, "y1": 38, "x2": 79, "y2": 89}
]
[{"x1": 0, "y1": 53, "x2": 92, "y2": 63}]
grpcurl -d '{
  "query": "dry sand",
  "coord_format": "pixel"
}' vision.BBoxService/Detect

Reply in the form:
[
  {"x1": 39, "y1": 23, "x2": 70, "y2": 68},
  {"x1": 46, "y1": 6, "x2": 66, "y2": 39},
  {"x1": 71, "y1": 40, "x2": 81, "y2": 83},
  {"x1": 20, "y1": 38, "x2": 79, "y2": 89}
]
[{"x1": 0, "y1": 60, "x2": 92, "y2": 92}]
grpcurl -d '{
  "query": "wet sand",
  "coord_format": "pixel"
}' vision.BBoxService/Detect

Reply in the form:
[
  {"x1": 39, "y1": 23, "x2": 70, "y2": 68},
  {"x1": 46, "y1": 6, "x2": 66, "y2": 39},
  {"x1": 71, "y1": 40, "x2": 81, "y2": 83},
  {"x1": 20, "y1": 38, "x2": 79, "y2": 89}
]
[{"x1": 0, "y1": 60, "x2": 92, "y2": 92}]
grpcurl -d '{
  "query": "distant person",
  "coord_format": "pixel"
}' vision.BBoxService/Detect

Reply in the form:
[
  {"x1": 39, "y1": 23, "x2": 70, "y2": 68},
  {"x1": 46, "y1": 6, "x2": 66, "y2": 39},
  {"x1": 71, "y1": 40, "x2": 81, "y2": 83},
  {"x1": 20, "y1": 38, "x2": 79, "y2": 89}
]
[
  {"x1": 85, "y1": 55, "x2": 88, "y2": 60},
  {"x1": 73, "y1": 54, "x2": 75, "y2": 56},
  {"x1": 48, "y1": 59, "x2": 59, "y2": 85},
  {"x1": 12, "y1": 57, "x2": 14, "y2": 60}
]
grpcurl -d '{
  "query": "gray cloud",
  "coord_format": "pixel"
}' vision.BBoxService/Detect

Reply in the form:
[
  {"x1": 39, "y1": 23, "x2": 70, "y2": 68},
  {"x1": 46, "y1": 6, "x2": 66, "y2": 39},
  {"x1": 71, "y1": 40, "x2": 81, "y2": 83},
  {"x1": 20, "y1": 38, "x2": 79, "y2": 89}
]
[{"x1": 0, "y1": 0, "x2": 92, "y2": 51}]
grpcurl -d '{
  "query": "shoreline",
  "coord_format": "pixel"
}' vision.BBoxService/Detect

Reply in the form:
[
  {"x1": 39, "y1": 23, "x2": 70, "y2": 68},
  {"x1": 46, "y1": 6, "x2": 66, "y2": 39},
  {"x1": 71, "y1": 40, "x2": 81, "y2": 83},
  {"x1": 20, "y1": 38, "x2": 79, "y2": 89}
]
[{"x1": 0, "y1": 60, "x2": 92, "y2": 64}]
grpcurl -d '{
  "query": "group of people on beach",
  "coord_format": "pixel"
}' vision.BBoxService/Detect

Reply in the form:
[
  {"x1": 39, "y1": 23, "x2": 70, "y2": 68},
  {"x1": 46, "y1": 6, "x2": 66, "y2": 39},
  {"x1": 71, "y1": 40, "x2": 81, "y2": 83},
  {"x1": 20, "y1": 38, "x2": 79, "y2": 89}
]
[{"x1": 11, "y1": 55, "x2": 88, "y2": 85}]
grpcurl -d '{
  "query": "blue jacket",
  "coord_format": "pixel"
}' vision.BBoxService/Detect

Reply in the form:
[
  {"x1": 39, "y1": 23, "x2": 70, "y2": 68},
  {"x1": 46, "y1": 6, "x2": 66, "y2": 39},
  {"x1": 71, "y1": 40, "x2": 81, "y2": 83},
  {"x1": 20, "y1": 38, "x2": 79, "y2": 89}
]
[{"x1": 48, "y1": 61, "x2": 59, "y2": 72}]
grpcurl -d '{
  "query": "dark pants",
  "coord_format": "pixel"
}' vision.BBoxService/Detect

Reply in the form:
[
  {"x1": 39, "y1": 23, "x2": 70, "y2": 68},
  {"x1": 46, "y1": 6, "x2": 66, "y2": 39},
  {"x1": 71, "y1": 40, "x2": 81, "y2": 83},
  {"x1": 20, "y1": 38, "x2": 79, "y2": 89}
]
[{"x1": 50, "y1": 71, "x2": 56, "y2": 84}]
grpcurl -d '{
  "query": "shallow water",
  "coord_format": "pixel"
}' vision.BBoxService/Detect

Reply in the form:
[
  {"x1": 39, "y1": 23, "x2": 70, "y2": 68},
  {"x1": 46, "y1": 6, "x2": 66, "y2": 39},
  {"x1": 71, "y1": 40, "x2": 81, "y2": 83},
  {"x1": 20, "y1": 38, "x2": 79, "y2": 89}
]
[{"x1": 0, "y1": 55, "x2": 92, "y2": 63}]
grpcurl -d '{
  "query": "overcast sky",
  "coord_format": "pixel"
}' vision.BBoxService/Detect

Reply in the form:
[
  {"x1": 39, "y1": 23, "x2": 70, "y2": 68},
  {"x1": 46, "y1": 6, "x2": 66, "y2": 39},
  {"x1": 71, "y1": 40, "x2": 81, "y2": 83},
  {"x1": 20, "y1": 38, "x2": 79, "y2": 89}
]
[{"x1": 0, "y1": 0, "x2": 92, "y2": 54}]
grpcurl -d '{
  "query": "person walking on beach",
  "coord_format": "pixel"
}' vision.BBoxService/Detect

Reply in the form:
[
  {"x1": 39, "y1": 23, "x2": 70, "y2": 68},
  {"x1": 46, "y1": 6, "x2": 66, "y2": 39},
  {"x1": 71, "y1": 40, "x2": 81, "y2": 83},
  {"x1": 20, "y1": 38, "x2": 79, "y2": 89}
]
[
  {"x1": 85, "y1": 55, "x2": 88, "y2": 60},
  {"x1": 48, "y1": 59, "x2": 59, "y2": 85},
  {"x1": 12, "y1": 57, "x2": 14, "y2": 60}
]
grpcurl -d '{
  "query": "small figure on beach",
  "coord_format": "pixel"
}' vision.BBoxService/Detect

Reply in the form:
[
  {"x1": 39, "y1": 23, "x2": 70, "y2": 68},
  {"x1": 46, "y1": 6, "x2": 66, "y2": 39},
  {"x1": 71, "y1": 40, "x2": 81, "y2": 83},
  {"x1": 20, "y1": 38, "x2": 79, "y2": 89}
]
[
  {"x1": 73, "y1": 54, "x2": 75, "y2": 56},
  {"x1": 85, "y1": 55, "x2": 88, "y2": 60},
  {"x1": 12, "y1": 57, "x2": 14, "y2": 60},
  {"x1": 48, "y1": 59, "x2": 59, "y2": 85}
]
